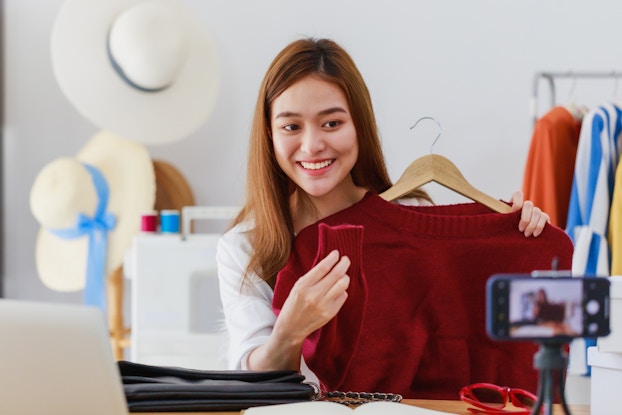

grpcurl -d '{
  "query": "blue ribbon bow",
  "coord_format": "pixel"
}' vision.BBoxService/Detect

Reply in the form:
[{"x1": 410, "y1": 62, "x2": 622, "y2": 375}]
[{"x1": 49, "y1": 163, "x2": 116, "y2": 311}]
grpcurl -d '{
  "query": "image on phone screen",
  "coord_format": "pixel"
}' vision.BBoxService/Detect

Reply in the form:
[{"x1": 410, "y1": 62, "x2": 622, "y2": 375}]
[{"x1": 508, "y1": 279, "x2": 582, "y2": 338}]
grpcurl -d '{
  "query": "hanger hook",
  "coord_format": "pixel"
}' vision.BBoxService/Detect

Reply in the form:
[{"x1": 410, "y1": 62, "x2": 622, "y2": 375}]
[
  {"x1": 410, "y1": 116, "x2": 442, "y2": 154},
  {"x1": 613, "y1": 71, "x2": 619, "y2": 100}
]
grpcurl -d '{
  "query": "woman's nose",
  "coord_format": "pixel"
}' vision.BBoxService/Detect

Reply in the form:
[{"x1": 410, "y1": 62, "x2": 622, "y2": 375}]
[{"x1": 300, "y1": 127, "x2": 326, "y2": 154}]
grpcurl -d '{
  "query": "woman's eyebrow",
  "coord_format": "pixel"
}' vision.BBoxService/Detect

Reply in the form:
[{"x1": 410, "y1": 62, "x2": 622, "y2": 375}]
[
  {"x1": 274, "y1": 111, "x2": 299, "y2": 119},
  {"x1": 274, "y1": 106, "x2": 347, "y2": 119},
  {"x1": 318, "y1": 106, "x2": 347, "y2": 116}
]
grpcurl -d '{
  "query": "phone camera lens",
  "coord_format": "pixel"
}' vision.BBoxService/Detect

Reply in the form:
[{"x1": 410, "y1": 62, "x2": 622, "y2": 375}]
[
  {"x1": 586, "y1": 299, "x2": 600, "y2": 315},
  {"x1": 588, "y1": 322, "x2": 599, "y2": 335}
]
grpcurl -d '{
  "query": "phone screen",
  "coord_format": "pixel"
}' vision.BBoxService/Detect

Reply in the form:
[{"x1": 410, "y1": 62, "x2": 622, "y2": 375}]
[
  {"x1": 508, "y1": 278, "x2": 582, "y2": 338},
  {"x1": 487, "y1": 275, "x2": 610, "y2": 340}
]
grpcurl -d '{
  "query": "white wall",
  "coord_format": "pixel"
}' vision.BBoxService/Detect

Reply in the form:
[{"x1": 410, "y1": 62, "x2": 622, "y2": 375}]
[{"x1": 4, "y1": 0, "x2": 622, "y2": 301}]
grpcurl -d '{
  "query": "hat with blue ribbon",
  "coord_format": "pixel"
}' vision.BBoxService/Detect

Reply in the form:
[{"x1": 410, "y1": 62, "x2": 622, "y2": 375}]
[
  {"x1": 30, "y1": 131, "x2": 155, "y2": 310},
  {"x1": 50, "y1": 0, "x2": 220, "y2": 144}
]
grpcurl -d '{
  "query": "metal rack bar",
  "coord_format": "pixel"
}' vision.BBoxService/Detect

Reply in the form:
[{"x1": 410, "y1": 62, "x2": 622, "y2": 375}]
[{"x1": 531, "y1": 71, "x2": 622, "y2": 125}]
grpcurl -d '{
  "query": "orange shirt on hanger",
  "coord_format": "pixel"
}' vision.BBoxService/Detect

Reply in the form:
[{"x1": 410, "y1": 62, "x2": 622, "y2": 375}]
[{"x1": 522, "y1": 106, "x2": 582, "y2": 228}]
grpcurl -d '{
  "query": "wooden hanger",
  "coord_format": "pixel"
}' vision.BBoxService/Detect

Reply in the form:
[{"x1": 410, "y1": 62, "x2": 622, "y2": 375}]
[{"x1": 379, "y1": 117, "x2": 511, "y2": 213}]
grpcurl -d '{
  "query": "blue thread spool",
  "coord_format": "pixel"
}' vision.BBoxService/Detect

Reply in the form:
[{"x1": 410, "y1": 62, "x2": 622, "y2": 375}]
[{"x1": 160, "y1": 210, "x2": 180, "y2": 233}]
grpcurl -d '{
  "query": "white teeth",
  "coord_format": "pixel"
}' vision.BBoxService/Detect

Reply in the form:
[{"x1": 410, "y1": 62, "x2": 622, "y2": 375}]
[{"x1": 300, "y1": 160, "x2": 333, "y2": 170}]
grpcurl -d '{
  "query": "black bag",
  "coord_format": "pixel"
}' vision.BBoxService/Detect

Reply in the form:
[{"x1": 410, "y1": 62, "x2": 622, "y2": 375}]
[{"x1": 117, "y1": 360, "x2": 318, "y2": 412}]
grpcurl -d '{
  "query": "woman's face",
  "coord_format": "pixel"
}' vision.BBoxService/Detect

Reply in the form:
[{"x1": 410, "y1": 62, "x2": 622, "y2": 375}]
[{"x1": 270, "y1": 75, "x2": 359, "y2": 200}]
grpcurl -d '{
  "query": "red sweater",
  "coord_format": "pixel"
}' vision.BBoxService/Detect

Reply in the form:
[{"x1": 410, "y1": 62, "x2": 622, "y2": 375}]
[{"x1": 272, "y1": 193, "x2": 573, "y2": 399}]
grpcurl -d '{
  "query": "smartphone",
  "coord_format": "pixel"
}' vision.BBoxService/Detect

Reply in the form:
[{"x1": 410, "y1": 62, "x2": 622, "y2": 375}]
[{"x1": 486, "y1": 274, "x2": 610, "y2": 340}]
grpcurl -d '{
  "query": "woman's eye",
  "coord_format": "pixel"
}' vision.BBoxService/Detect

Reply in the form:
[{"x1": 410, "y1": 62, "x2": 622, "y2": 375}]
[
  {"x1": 324, "y1": 120, "x2": 341, "y2": 128},
  {"x1": 283, "y1": 124, "x2": 300, "y2": 131}
]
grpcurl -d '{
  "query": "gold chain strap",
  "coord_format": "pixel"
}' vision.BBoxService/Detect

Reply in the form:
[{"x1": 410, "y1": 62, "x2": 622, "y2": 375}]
[{"x1": 321, "y1": 390, "x2": 403, "y2": 406}]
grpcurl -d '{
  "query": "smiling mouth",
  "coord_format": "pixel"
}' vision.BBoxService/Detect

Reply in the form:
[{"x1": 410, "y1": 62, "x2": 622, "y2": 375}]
[{"x1": 299, "y1": 159, "x2": 334, "y2": 170}]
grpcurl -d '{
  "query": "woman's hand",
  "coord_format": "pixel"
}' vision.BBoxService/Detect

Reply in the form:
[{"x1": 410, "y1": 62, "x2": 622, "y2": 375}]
[
  {"x1": 247, "y1": 250, "x2": 350, "y2": 372},
  {"x1": 509, "y1": 191, "x2": 550, "y2": 237},
  {"x1": 274, "y1": 250, "x2": 351, "y2": 344}
]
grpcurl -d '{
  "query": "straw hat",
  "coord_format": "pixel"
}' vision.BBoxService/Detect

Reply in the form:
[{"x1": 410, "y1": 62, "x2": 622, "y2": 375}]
[
  {"x1": 153, "y1": 159, "x2": 196, "y2": 233},
  {"x1": 30, "y1": 131, "x2": 156, "y2": 295},
  {"x1": 50, "y1": 0, "x2": 220, "y2": 144},
  {"x1": 153, "y1": 159, "x2": 195, "y2": 212}
]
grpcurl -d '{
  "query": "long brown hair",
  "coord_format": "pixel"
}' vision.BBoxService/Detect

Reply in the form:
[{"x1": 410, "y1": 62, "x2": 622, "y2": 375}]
[{"x1": 233, "y1": 37, "x2": 430, "y2": 287}]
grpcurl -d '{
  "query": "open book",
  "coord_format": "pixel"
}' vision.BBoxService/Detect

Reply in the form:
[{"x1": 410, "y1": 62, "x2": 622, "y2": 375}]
[{"x1": 243, "y1": 401, "x2": 453, "y2": 414}]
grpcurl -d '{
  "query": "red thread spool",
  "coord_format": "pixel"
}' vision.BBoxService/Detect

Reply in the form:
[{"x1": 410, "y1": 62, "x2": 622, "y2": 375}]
[{"x1": 141, "y1": 211, "x2": 158, "y2": 233}]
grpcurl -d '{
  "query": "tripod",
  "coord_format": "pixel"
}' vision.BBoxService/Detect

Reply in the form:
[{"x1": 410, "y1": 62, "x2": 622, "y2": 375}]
[{"x1": 530, "y1": 340, "x2": 573, "y2": 415}]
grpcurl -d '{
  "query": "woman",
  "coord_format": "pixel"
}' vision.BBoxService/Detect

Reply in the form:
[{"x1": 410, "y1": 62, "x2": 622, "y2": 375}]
[{"x1": 217, "y1": 37, "x2": 550, "y2": 393}]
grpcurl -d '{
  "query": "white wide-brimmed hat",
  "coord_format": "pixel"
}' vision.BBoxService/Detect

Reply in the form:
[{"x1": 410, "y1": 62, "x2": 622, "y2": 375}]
[
  {"x1": 51, "y1": 0, "x2": 220, "y2": 144},
  {"x1": 30, "y1": 131, "x2": 156, "y2": 308}
]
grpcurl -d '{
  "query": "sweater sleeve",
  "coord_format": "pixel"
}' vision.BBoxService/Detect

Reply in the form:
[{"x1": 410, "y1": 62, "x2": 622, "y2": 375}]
[{"x1": 273, "y1": 223, "x2": 367, "y2": 391}]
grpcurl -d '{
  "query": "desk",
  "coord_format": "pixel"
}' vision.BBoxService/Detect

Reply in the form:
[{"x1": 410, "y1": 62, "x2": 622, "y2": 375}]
[{"x1": 137, "y1": 399, "x2": 590, "y2": 414}]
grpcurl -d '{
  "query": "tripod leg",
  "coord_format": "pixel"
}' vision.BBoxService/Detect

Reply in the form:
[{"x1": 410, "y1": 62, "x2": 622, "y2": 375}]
[
  {"x1": 544, "y1": 368, "x2": 555, "y2": 415},
  {"x1": 530, "y1": 370, "x2": 545, "y2": 415},
  {"x1": 557, "y1": 369, "x2": 572, "y2": 415}
]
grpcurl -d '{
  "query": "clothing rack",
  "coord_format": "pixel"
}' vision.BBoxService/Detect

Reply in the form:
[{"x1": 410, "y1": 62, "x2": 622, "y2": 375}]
[{"x1": 531, "y1": 71, "x2": 622, "y2": 125}]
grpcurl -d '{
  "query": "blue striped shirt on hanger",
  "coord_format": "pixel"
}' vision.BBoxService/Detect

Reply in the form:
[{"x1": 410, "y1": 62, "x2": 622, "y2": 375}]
[{"x1": 565, "y1": 102, "x2": 622, "y2": 375}]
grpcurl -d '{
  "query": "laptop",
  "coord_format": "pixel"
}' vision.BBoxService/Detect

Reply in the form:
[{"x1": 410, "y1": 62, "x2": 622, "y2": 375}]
[{"x1": 0, "y1": 299, "x2": 129, "y2": 415}]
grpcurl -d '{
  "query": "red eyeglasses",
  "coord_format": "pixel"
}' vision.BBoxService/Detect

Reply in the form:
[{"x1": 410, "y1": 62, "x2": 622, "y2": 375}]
[{"x1": 459, "y1": 383, "x2": 538, "y2": 414}]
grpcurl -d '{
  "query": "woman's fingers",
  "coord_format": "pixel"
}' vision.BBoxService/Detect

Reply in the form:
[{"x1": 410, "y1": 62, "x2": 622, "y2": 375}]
[
  {"x1": 280, "y1": 251, "x2": 352, "y2": 336},
  {"x1": 510, "y1": 191, "x2": 551, "y2": 237},
  {"x1": 323, "y1": 273, "x2": 350, "y2": 310},
  {"x1": 298, "y1": 250, "x2": 341, "y2": 285},
  {"x1": 519, "y1": 200, "x2": 550, "y2": 237},
  {"x1": 510, "y1": 190, "x2": 524, "y2": 213}
]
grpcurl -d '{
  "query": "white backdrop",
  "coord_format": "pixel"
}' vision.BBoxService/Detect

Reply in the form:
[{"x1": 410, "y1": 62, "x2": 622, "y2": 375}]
[{"x1": 4, "y1": 0, "x2": 622, "y2": 301}]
